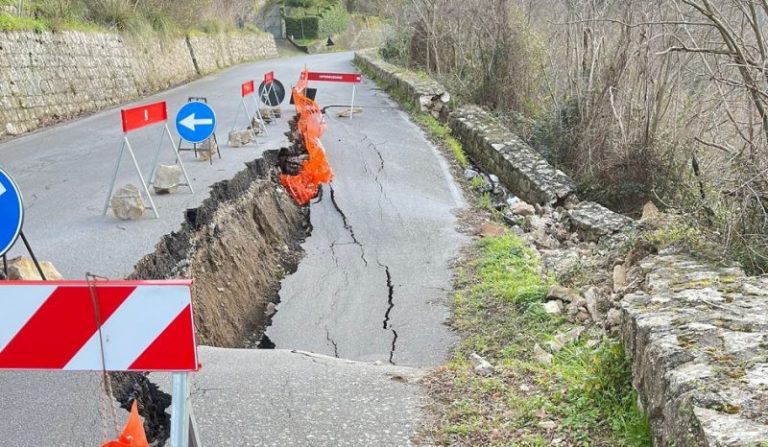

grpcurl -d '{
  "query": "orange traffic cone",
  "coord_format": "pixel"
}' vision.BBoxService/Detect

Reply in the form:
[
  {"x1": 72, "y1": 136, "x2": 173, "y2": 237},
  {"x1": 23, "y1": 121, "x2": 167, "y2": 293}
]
[{"x1": 100, "y1": 401, "x2": 149, "y2": 447}]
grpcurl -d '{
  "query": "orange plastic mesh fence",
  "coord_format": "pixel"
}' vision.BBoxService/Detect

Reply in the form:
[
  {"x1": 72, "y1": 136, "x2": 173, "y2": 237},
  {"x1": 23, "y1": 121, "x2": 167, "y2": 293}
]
[{"x1": 280, "y1": 70, "x2": 334, "y2": 205}]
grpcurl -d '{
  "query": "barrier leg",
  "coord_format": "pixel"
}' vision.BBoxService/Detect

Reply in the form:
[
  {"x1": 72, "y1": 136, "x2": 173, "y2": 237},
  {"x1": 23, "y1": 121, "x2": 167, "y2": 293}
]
[
  {"x1": 171, "y1": 373, "x2": 191, "y2": 447},
  {"x1": 102, "y1": 138, "x2": 127, "y2": 216},
  {"x1": 350, "y1": 85, "x2": 356, "y2": 119},
  {"x1": 165, "y1": 124, "x2": 194, "y2": 194},
  {"x1": 148, "y1": 129, "x2": 166, "y2": 186},
  {"x1": 252, "y1": 96, "x2": 269, "y2": 136},
  {"x1": 126, "y1": 139, "x2": 160, "y2": 219}
]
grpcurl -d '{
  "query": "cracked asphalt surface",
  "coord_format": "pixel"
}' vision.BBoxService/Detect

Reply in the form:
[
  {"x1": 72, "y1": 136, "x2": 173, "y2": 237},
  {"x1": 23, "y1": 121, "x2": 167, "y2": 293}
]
[
  {"x1": 0, "y1": 51, "x2": 467, "y2": 446},
  {"x1": 267, "y1": 82, "x2": 467, "y2": 367}
]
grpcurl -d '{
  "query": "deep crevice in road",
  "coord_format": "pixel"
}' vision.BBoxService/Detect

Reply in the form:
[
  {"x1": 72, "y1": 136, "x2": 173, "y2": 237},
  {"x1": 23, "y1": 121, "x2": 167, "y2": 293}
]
[
  {"x1": 326, "y1": 329, "x2": 340, "y2": 358},
  {"x1": 329, "y1": 184, "x2": 368, "y2": 266},
  {"x1": 111, "y1": 373, "x2": 172, "y2": 445},
  {"x1": 379, "y1": 262, "x2": 398, "y2": 365}
]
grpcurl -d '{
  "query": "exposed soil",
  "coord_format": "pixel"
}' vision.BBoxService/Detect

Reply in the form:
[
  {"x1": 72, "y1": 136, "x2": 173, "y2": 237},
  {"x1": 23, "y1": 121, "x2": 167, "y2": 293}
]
[
  {"x1": 129, "y1": 150, "x2": 310, "y2": 348},
  {"x1": 114, "y1": 150, "x2": 311, "y2": 444}
]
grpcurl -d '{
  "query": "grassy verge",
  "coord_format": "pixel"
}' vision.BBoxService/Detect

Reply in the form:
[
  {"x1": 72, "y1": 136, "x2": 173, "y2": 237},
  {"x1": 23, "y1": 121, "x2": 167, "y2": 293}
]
[{"x1": 421, "y1": 235, "x2": 650, "y2": 446}]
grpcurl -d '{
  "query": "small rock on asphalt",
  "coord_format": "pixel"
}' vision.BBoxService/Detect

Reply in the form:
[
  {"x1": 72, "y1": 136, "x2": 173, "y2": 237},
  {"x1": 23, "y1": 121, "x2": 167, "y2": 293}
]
[
  {"x1": 153, "y1": 164, "x2": 182, "y2": 194},
  {"x1": 110, "y1": 184, "x2": 144, "y2": 220},
  {"x1": 7, "y1": 256, "x2": 63, "y2": 280}
]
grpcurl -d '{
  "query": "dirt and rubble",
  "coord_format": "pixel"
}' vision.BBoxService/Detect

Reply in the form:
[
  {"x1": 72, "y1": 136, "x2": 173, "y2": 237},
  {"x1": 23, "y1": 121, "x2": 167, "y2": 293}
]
[{"x1": 112, "y1": 150, "x2": 310, "y2": 444}]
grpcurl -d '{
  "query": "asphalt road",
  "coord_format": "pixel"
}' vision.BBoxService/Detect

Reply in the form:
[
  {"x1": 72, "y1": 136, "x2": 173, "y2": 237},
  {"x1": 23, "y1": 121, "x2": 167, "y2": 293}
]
[
  {"x1": 0, "y1": 51, "x2": 467, "y2": 446},
  {"x1": 267, "y1": 82, "x2": 467, "y2": 366}
]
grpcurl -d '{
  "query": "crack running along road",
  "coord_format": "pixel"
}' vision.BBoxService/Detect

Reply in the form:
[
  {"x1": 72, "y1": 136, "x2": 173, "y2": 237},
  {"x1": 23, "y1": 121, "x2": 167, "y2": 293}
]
[{"x1": 267, "y1": 73, "x2": 467, "y2": 367}]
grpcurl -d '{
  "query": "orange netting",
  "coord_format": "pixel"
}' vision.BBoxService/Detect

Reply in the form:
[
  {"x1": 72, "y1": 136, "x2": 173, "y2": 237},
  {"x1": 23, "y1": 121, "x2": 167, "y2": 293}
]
[{"x1": 280, "y1": 70, "x2": 334, "y2": 205}]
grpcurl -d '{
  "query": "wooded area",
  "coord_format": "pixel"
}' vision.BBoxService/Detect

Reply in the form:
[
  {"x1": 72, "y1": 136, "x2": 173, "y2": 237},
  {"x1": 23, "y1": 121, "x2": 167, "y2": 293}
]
[{"x1": 369, "y1": 0, "x2": 768, "y2": 273}]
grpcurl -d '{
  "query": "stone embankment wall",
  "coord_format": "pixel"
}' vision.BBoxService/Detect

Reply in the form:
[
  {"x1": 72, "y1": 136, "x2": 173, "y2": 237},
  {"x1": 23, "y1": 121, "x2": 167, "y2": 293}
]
[
  {"x1": 0, "y1": 30, "x2": 277, "y2": 138},
  {"x1": 354, "y1": 49, "x2": 768, "y2": 446}
]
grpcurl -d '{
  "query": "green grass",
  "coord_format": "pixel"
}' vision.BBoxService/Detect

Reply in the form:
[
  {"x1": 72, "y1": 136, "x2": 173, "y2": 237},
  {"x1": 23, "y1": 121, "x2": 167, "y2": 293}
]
[
  {"x1": 0, "y1": 12, "x2": 51, "y2": 31},
  {"x1": 423, "y1": 235, "x2": 651, "y2": 446}
]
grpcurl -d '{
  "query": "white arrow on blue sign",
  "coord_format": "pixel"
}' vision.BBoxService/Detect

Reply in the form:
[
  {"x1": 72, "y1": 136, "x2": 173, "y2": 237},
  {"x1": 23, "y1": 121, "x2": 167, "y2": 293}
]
[
  {"x1": 175, "y1": 101, "x2": 217, "y2": 144},
  {"x1": 0, "y1": 168, "x2": 24, "y2": 257}
]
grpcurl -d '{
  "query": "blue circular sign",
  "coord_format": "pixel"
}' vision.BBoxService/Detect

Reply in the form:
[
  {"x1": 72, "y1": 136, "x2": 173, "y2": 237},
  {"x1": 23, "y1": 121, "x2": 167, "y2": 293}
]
[
  {"x1": 175, "y1": 101, "x2": 217, "y2": 144},
  {"x1": 0, "y1": 168, "x2": 24, "y2": 257}
]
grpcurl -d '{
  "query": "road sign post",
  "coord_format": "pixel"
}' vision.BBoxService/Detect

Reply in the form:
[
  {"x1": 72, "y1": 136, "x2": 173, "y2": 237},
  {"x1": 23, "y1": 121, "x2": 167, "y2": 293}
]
[
  {"x1": 0, "y1": 169, "x2": 45, "y2": 279},
  {"x1": 177, "y1": 97, "x2": 221, "y2": 165},
  {"x1": 103, "y1": 101, "x2": 194, "y2": 219},
  {"x1": 0, "y1": 280, "x2": 202, "y2": 446},
  {"x1": 305, "y1": 72, "x2": 363, "y2": 118},
  {"x1": 231, "y1": 80, "x2": 267, "y2": 139}
]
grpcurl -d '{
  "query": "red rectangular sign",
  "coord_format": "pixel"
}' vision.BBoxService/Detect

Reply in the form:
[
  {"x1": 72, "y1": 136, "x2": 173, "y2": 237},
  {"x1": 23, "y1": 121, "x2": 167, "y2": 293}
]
[
  {"x1": 242, "y1": 80, "x2": 255, "y2": 97},
  {"x1": 306, "y1": 72, "x2": 362, "y2": 84},
  {"x1": 264, "y1": 71, "x2": 274, "y2": 85},
  {"x1": 0, "y1": 280, "x2": 198, "y2": 372},
  {"x1": 121, "y1": 101, "x2": 167, "y2": 133}
]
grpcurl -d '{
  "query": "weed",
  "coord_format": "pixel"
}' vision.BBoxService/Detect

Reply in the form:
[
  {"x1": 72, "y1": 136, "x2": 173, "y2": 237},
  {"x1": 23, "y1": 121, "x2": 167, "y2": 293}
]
[{"x1": 422, "y1": 235, "x2": 651, "y2": 446}]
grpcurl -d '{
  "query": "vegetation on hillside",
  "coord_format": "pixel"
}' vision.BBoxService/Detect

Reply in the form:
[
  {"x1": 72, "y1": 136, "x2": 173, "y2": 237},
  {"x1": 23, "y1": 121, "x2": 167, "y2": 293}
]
[
  {"x1": 365, "y1": 0, "x2": 768, "y2": 274},
  {"x1": 419, "y1": 235, "x2": 650, "y2": 446},
  {"x1": 0, "y1": 0, "x2": 260, "y2": 34}
]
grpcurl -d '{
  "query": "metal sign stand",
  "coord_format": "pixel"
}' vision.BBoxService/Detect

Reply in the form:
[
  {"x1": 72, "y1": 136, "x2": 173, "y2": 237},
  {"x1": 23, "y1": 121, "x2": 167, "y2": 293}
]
[
  {"x1": 103, "y1": 134, "x2": 160, "y2": 218},
  {"x1": 171, "y1": 372, "x2": 202, "y2": 447},
  {"x1": 1, "y1": 232, "x2": 46, "y2": 280},
  {"x1": 178, "y1": 97, "x2": 221, "y2": 165},
  {"x1": 250, "y1": 95, "x2": 269, "y2": 137},
  {"x1": 147, "y1": 123, "x2": 195, "y2": 195}
]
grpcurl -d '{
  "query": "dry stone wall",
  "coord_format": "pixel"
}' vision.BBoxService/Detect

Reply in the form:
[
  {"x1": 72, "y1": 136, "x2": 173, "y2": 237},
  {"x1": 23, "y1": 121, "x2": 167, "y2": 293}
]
[
  {"x1": 0, "y1": 30, "x2": 277, "y2": 138},
  {"x1": 354, "y1": 49, "x2": 768, "y2": 446}
]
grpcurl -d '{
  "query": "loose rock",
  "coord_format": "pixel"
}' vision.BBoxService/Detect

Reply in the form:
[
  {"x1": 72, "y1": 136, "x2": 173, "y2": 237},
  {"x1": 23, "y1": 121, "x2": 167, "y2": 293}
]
[
  {"x1": 111, "y1": 184, "x2": 145, "y2": 220},
  {"x1": 584, "y1": 287, "x2": 601, "y2": 322},
  {"x1": 533, "y1": 343, "x2": 553, "y2": 365},
  {"x1": 228, "y1": 129, "x2": 255, "y2": 147},
  {"x1": 7, "y1": 256, "x2": 63, "y2": 280},
  {"x1": 613, "y1": 264, "x2": 627, "y2": 291},
  {"x1": 547, "y1": 285, "x2": 581, "y2": 303},
  {"x1": 469, "y1": 352, "x2": 495, "y2": 376},
  {"x1": 543, "y1": 300, "x2": 564, "y2": 315},
  {"x1": 509, "y1": 201, "x2": 536, "y2": 216},
  {"x1": 153, "y1": 164, "x2": 182, "y2": 194}
]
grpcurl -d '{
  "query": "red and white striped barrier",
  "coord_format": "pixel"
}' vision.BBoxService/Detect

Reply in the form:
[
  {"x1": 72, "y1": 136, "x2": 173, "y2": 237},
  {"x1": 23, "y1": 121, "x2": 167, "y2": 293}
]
[{"x1": 0, "y1": 280, "x2": 198, "y2": 372}]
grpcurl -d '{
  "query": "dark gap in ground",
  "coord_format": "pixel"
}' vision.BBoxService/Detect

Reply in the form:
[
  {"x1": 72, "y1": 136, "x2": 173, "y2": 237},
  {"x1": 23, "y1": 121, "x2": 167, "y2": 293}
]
[
  {"x1": 329, "y1": 184, "x2": 368, "y2": 266},
  {"x1": 119, "y1": 149, "x2": 311, "y2": 439},
  {"x1": 111, "y1": 372, "x2": 172, "y2": 445}
]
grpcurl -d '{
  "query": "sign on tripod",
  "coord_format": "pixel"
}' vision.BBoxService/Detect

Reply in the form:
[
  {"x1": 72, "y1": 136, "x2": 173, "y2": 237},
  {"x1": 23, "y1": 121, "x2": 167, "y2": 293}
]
[
  {"x1": 0, "y1": 169, "x2": 23, "y2": 257},
  {"x1": 305, "y1": 71, "x2": 363, "y2": 118}
]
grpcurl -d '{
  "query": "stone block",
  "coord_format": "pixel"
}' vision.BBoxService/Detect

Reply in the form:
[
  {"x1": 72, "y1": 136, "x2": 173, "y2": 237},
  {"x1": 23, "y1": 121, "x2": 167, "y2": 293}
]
[
  {"x1": 153, "y1": 164, "x2": 182, "y2": 194},
  {"x1": 110, "y1": 184, "x2": 145, "y2": 220}
]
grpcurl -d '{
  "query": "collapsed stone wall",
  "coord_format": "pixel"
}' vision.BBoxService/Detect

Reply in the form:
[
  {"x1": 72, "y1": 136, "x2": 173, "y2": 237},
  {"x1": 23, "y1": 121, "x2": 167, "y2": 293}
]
[
  {"x1": 354, "y1": 49, "x2": 768, "y2": 446},
  {"x1": 130, "y1": 152, "x2": 309, "y2": 348},
  {"x1": 0, "y1": 30, "x2": 277, "y2": 138}
]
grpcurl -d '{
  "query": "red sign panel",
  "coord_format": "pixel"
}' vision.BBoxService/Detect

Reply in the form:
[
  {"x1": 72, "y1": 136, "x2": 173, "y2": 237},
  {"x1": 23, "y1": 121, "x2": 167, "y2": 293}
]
[
  {"x1": 0, "y1": 281, "x2": 198, "y2": 372},
  {"x1": 242, "y1": 80, "x2": 255, "y2": 97},
  {"x1": 307, "y1": 72, "x2": 362, "y2": 84},
  {"x1": 264, "y1": 71, "x2": 274, "y2": 85},
  {"x1": 121, "y1": 101, "x2": 168, "y2": 133}
]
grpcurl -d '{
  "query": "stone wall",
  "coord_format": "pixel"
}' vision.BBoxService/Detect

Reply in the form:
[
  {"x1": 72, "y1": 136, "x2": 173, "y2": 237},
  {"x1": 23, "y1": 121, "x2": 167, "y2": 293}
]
[
  {"x1": 354, "y1": 48, "x2": 768, "y2": 446},
  {"x1": 621, "y1": 254, "x2": 768, "y2": 446},
  {"x1": 0, "y1": 30, "x2": 277, "y2": 138}
]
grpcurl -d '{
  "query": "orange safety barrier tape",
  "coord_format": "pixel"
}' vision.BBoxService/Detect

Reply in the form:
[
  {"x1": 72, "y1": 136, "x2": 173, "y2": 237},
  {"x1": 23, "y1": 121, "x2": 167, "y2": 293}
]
[{"x1": 280, "y1": 70, "x2": 334, "y2": 205}]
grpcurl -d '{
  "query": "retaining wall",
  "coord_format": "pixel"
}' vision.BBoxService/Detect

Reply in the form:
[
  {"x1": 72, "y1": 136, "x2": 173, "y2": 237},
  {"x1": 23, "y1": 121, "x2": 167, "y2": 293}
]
[
  {"x1": 0, "y1": 30, "x2": 277, "y2": 138},
  {"x1": 354, "y1": 49, "x2": 768, "y2": 446}
]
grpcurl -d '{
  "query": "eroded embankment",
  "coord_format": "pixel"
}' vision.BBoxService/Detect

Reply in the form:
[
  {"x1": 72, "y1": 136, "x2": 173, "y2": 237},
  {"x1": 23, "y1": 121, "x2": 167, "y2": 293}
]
[
  {"x1": 115, "y1": 151, "x2": 310, "y2": 443},
  {"x1": 129, "y1": 151, "x2": 309, "y2": 348}
]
